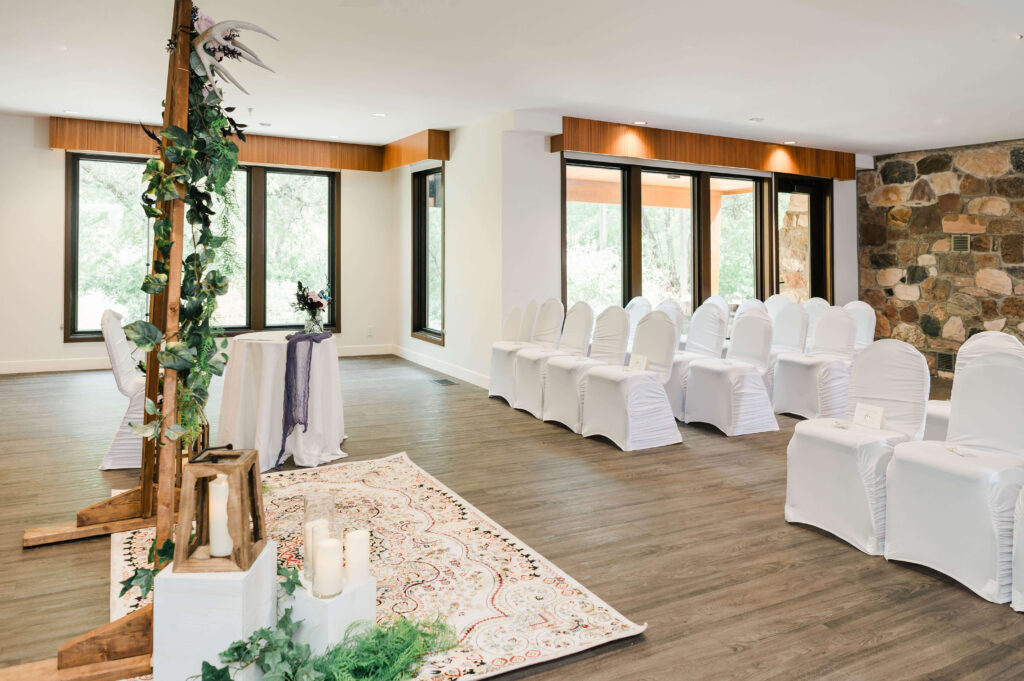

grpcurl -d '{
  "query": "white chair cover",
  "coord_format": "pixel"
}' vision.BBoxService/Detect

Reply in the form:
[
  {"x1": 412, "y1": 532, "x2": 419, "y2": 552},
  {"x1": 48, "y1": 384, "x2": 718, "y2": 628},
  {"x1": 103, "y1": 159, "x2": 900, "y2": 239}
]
[
  {"x1": 785, "y1": 340, "x2": 929, "y2": 555},
  {"x1": 580, "y1": 311, "x2": 682, "y2": 451},
  {"x1": 684, "y1": 309, "x2": 778, "y2": 436},
  {"x1": 887, "y1": 342, "x2": 1024, "y2": 603},
  {"x1": 625, "y1": 296, "x2": 653, "y2": 351},
  {"x1": 764, "y1": 294, "x2": 789, "y2": 322},
  {"x1": 803, "y1": 297, "x2": 831, "y2": 352},
  {"x1": 99, "y1": 310, "x2": 146, "y2": 470},
  {"x1": 844, "y1": 300, "x2": 877, "y2": 351},
  {"x1": 513, "y1": 302, "x2": 594, "y2": 418},
  {"x1": 923, "y1": 332, "x2": 1023, "y2": 442},
  {"x1": 655, "y1": 299, "x2": 686, "y2": 346},
  {"x1": 489, "y1": 299, "x2": 563, "y2": 404},
  {"x1": 542, "y1": 306, "x2": 629, "y2": 432},
  {"x1": 518, "y1": 299, "x2": 537, "y2": 342},
  {"x1": 772, "y1": 307, "x2": 856, "y2": 419},
  {"x1": 704, "y1": 295, "x2": 730, "y2": 319},
  {"x1": 501, "y1": 307, "x2": 522, "y2": 341},
  {"x1": 667, "y1": 303, "x2": 728, "y2": 420},
  {"x1": 737, "y1": 298, "x2": 766, "y2": 315},
  {"x1": 489, "y1": 299, "x2": 538, "y2": 403},
  {"x1": 767, "y1": 302, "x2": 808, "y2": 396}
]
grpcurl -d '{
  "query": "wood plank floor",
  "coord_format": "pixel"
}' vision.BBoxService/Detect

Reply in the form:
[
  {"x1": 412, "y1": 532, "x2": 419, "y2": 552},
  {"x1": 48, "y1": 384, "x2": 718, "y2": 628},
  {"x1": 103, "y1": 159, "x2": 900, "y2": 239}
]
[{"x1": 4, "y1": 357, "x2": 1022, "y2": 680}]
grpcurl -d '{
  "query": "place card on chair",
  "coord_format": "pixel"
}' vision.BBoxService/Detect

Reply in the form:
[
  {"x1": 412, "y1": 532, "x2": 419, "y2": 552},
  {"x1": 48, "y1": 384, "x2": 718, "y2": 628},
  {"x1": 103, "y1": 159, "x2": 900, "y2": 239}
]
[
  {"x1": 628, "y1": 354, "x2": 649, "y2": 371},
  {"x1": 853, "y1": 402, "x2": 885, "y2": 429}
]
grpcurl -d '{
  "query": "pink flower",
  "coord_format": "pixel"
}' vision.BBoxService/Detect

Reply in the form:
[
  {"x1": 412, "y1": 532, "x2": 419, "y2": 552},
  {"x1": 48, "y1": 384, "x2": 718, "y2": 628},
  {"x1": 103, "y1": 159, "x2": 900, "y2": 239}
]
[{"x1": 194, "y1": 13, "x2": 215, "y2": 34}]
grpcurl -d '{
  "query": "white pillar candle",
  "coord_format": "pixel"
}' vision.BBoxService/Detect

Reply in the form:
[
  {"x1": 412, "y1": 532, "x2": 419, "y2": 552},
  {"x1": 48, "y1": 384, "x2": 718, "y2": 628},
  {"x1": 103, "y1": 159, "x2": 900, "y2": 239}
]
[
  {"x1": 344, "y1": 529, "x2": 371, "y2": 586},
  {"x1": 208, "y1": 474, "x2": 233, "y2": 558},
  {"x1": 304, "y1": 518, "x2": 328, "y2": 579},
  {"x1": 313, "y1": 537, "x2": 344, "y2": 598}
]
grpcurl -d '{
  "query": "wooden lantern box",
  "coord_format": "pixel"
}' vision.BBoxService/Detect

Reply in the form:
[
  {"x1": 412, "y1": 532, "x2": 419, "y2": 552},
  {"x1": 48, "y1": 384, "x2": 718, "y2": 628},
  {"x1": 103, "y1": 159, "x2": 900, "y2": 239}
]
[{"x1": 173, "y1": 449, "x2": 268, "y2": 573}]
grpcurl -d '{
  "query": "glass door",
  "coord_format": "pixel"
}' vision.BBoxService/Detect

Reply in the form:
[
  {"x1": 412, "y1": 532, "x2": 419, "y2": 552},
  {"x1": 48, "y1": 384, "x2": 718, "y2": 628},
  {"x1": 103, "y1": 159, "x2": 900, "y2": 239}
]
[{"x1": 776, "y1": 176, "x2": 831, "y2": 302}]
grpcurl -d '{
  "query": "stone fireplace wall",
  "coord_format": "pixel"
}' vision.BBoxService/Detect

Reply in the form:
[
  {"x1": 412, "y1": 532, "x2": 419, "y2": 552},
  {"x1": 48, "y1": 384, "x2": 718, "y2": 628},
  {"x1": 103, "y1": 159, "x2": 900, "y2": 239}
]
[{"x1": 857, "y1": 139, "x2": 1024, "y2": 373}]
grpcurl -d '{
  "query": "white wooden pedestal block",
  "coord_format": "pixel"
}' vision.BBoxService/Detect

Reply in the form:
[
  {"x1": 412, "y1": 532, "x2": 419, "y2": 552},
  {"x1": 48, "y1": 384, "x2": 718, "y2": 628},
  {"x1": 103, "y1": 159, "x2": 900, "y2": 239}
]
[
  {"x1": 288, "y1": 577, "x2": 377, "y2": 656},
  {"x1": 153, "y1": 540, "x2": 278, "y2": 681}
]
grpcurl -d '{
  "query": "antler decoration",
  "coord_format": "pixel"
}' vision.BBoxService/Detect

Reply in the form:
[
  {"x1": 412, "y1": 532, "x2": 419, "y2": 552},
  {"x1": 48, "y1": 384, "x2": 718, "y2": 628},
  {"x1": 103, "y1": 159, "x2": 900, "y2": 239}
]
[{"x1": 193, "y1": 20, "x2": 277, "y2": 95}]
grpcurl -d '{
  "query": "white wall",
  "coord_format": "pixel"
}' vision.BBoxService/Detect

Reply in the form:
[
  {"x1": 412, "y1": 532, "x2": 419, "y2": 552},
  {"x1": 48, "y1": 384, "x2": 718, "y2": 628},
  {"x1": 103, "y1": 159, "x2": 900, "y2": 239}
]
[{"x1": 832, "y1": 179, "x2": 859, "y2": 305}]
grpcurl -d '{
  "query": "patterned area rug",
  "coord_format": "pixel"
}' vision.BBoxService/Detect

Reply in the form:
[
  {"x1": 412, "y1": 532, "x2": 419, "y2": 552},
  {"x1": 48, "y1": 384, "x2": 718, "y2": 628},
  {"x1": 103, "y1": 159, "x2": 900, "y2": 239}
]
[{"x1": 111, "y1": 453, "x2": 646, "y2": 679}]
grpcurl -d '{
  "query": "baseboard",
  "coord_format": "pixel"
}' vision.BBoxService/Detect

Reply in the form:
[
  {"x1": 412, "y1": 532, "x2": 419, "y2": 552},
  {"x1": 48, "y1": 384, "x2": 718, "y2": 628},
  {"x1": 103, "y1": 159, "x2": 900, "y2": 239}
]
[
  {"x1": 337, "y1": 343, "x2": 398, "y2": 357},
  {"x1": 393, "y1": 345, "x2": 489, "y2": 389},
  {"x1": 0, "y1": 356, "x2": 111, "y2": 375}
]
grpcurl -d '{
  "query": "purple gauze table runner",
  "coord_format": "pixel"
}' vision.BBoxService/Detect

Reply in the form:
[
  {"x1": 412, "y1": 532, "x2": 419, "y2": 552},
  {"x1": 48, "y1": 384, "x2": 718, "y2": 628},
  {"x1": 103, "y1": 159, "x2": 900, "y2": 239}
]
[{"x1": 277, "y1": 331, "x2": 333, "y2": 468}]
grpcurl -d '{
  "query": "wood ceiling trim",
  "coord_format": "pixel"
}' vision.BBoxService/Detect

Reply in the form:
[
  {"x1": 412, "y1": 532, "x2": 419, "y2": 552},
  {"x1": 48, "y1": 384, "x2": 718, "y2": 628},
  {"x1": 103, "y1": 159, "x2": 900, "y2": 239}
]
[
  {"x1": 556, "y1": 116, "x2": 856, "y2": 181},
  {"x1": 381, "y1": 129, "x2": 451, "y2": 172}
]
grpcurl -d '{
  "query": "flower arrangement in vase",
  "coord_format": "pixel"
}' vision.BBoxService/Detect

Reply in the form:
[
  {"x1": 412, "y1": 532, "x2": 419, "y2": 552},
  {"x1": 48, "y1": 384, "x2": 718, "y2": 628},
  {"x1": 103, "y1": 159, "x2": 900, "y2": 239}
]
[{"x1": 292, "y1": 281, "x2": 332, "y2": 333}]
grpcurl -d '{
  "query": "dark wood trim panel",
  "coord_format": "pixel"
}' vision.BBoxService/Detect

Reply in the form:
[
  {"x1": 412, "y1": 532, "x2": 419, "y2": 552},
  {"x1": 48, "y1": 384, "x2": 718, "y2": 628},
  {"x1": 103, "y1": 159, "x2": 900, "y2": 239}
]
[
  {"x1": 559, "y1": 153, "x2": 568, "y2": 306},
  {"x1": 557, "y1": 116, "x2": 856, "y2": 181},
  {"x1": 248, "y1": 166, "x2": 267, "y2": 331},
  {"x1": 627, "y1": 166, "x2": 643, "y2": 302},
  {"x1": 383, "y1": 130, "x2": 450, "y2": 172}
]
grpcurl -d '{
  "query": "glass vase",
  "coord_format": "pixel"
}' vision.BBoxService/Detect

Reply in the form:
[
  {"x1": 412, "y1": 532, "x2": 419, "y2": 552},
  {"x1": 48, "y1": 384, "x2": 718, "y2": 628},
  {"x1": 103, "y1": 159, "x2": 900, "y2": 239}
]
[
  {"x1": 303, "y1": 492, "x2": 333, "y2": 582},
  {"x1": 304, "y1": 310, "x2": 324, "y2": 334}
]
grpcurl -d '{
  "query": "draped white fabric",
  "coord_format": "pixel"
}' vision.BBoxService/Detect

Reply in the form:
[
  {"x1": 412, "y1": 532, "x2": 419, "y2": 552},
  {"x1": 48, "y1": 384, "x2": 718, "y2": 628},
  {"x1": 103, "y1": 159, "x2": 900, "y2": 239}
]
[
  {"x1": 99, "y1": 309, "x2": 145, "y2": 470},
  {"x1": 502, "y1": 307, "x2": 522, "y2": 341},
  {"x1": 737, "y1": 298, "x2": 767, "y2": 315},
  {"x1": 518, "y1": 300, "x2": 537, "y2": 342},
  {"x1": 668, "y1": 303, "x2": 727, "y2": 420},
  {"x1": 219, "y1": 331, "x2": 347, "y2": 472},
  {"x1": 767, "y1": 302, "x2": 808, "y2": 395},
  {"x1": 489, "y1": 298, "x2": 564, "y2": 403},
  {"x1": 886, "y1": 340, "x2": 1024, "y2": 603},
  {"x1": 764, "y1": 294, "x2": 789, "y2": 322},
  {"x1": 542, "y1": 306, "x2": 628, "y2": 432},
  {"x1": 844, "y1": 300, "x2": 878, "y2": 351},
  {"x1": 624, "y1": 297, "x2": 652, "y2": 351},
  {"x1": 684, "y1": 308, "x2": 778, "y2": 436},
  {"x1": 802, "y1": 297, "x2": 830, "y2": 352},
  {"x1": 513, "y1": 302, "x2": 594, "y2": 418},
  {"x1": 655, "y1": 299, "x2": 686, "y2": 346},
  {"x1": 772, "y1": 307, "x2": 856, "y2": 419},
  {"x1": 785, "y1": 340, "x2": 929, "y2": 555},
  {"x1": 581, "y1": 311, "x2": 682, "y2": 451},
  {"x1": 923, "y1": 400, "x2": 950, "y2": 441}
]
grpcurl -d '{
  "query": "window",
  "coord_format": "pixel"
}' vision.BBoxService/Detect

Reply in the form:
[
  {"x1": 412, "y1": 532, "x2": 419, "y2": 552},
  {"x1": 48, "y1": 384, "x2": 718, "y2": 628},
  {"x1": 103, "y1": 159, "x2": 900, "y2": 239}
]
[
  {"x1": 641, "y1": 171, "x2": 694, "y2": 311},
  {"x1": 708, "y1": 176, "x2": 757, "y2": 304},
  {"x1": 412, "y1": 166, "x2": 445, "y2": 343},
  {"x1": 564, "y1": 164, "x2": 625, "y2": 312},
  {"x1": 66, "y1": 154, "x2": 337, "y2": 340}
]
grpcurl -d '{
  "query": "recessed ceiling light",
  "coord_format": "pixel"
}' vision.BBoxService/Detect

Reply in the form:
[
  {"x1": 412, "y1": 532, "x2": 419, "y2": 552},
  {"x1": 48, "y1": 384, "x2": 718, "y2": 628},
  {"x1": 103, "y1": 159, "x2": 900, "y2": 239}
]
[
  {"x1": 1015, "y1": 33, "x2": 1023, "y2": 40},
  {"x1": 63, "y1": 110, "x2": 78, "y2": 115},
  {"x1": 258, "y1": 122, "x2": 272, "y2": 127},
  {"x1": 633, "y1": 120, "x2": 647, "y2": 126},
  {"x1": 328, "y1": 135, "x2": 340, "y2": 140},
  {"x1": 371, "y1": 113, "x2": 386, "y2": 117},
  {"x1": 749, "y1": 116, "x2": 764, "y2": 123},
  {"x1": 783, "y1": 140, "x2": 798, "y2": 145}
]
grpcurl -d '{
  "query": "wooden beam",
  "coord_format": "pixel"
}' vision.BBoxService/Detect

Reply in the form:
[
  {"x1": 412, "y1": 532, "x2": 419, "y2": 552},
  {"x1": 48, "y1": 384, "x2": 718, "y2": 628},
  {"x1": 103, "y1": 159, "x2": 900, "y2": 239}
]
[
  {"x1": 381, "y1": 129, "x2": 450, "y2": 171},
  {"x1": 557, "y1": 116, "x2": 856, "y2": 181},
  {"x1": 23, "y1": 516, "x2": 159, "y2": 548},
  {"x1": 58, "y1": 606, "x2": 152, "y2": 670},
  {"x1": 0, "y1": 655, "x2": 152, "y2": 681},
  {"x1": 76, "y1": 486, "x2": 154, "y2": 526}
]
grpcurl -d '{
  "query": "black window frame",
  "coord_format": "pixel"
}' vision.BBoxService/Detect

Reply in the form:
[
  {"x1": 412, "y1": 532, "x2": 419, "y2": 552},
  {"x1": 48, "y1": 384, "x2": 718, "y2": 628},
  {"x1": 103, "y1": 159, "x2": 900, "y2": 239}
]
[
  {"x1": 64, "y1": 152, "x2": 340, "y2": 342},
  {"x1": 411, "y1": 164, "x2": 445, "y2": 345}
]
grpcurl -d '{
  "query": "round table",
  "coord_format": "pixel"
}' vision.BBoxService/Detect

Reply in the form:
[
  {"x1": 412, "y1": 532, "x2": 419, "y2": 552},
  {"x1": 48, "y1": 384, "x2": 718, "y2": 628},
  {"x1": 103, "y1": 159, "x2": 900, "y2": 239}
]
[{"x1": 218, "y1": 330, "x2": 347, "y2": 471}]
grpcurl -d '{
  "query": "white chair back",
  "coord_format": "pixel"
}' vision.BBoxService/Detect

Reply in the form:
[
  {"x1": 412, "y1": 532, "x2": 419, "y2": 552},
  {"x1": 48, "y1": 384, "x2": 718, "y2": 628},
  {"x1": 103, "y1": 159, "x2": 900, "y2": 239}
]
[
  {"x1": 808, "y1": 307, "x2": 856, "y2": 358},
  {"x1": 625, "y1": 296, "x2": 652, "y2": 339},
  {"x1": 737, "y1": 298, "x2": 767, "y2": 316},
  {"x1": 844, "y1": 300, "x2": 877, "y2": 349},
  {"x1": 686, "y1": 303, "x2": 728, "y2": 358},
  {"x1": 771, "y1": 302, "x2": 808, "y2": 353},
  {"x1": 704, "y1": 295, "x2": 730, "y2": 319},
  {"x1": 517, "y1": 300, "x2": 537, "y2": 342},
  {"x1": 726, "y1": 308, "x2": 773, "y2": 371},
  {"x1": 803, "y1": 297, "x2": 830, "y2": 345},
  {"x1": 632, "y1": 311, "x2": 677, "y2": 380},
  {"x1": 764, "y1": 294, "x2": 789, "y2": 321},
  {"x1": 845, "y1": 340, "x2": 930, "y2": 440},
  {"x1": 533, "y1": 298, "x2": 565, "y2": 348},
  {"x1": 502, "y1": 307, "x2": 521, "y2": 341},
  {"x1": 589, "y1": 306, "x2": 629, "y2": 365},
  {"x1": 655, "y1": 299, "x2": 686, "y2": 342},
  {"x1": 955, "y1": 331, "x2": 1023, "y2": 373},
  {"x1": 560, "y1": 302, "x2": 594, "y2": 355},
  {"x1": 101, "y1": 309, "x2": 143, "y2": 398},
  {"x1": 947, "y1": 341, "x2": 1024, "y2": 455}
]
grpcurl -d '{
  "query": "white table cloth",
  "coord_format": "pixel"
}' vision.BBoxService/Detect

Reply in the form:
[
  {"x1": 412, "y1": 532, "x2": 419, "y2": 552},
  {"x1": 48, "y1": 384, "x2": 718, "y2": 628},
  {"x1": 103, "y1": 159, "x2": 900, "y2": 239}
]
[{"x1": 219, "y1": 331, "x2": 346, "y2": 471}]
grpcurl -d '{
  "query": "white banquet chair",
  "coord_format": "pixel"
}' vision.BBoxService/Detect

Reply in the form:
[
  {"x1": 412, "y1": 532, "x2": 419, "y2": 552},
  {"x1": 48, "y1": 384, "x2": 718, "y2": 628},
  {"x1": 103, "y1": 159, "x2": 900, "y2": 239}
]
[
  {"x1": 513, "y1": 302, "x2": 594, "y2": 418},
  {"x1": 765, "y1": 294, "x2": 789, "y2": 322},
  {"x1": 767, "y1": 301, "x2": 808, "y2": 395},
  {"x1": 885, "y1": 340, "x2": 1024, "y2": 603},
  {"x1": 844, "y1": 300, "x2": 877, "y2": 352},
  {"x1": 684, "y1": 308, "x2": 778, "y2": 436},
  {"x1": 803, "y1": 297, "x2": 831, "y2": 352},
  {"x1": 99, "y1": 309, "x2": 146, "y2": 470},
  {"x1": 542, "y1": 306, "x2": 629, "y2": 433},
  {"x1": 668, "y1": 303, "x2": 728, "y2": 421},
  {"x1": 624, "y1": 296, "x2": 652, "y2": 351},
  {"x1": 773, "y1": 306, "x2": 857, "y2": 419},
  {"x1": 501, "y1": 306, "x2": 522, "y2": 341},
  {"x1": 785, "y1": 340, "x2": 929, "y2": 555},
  {"x1": 737, "y1": 298, "x2": 766, "y2": 315},
  {"x1": 684, "y1": 295, "x2": 729, "y2": 349},
  {"x1": 581, "y1": 311, "x2": 682, "y2": 451},
  {"x1": 724, "y1": 299, "x2": 766, "y2": 357},
  {"x1": 655, "y1": 298, "x2": 686, "y2": 347},
  {"x1": 489, "y1": 298, "x2": 563, "y2": 404}
]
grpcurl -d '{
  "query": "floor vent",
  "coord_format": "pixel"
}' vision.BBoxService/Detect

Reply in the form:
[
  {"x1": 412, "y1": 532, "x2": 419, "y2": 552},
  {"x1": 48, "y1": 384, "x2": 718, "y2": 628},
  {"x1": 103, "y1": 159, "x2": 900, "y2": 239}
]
[
  {"x1": 936, "y1": 353, "x2": 955, "y2": 372},
  {"x1": 950, "y1": 234, "x2": 971, "y2": 253},
  {"x1": 432, "y1": 378, "x2": 457, "y2": 386}
]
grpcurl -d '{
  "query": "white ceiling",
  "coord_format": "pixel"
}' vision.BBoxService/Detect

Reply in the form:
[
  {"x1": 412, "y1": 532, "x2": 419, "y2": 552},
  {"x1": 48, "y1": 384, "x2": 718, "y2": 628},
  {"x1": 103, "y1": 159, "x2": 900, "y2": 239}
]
[{"x1": 2, "y1": 0, "x2": 1023, "y2": 155}]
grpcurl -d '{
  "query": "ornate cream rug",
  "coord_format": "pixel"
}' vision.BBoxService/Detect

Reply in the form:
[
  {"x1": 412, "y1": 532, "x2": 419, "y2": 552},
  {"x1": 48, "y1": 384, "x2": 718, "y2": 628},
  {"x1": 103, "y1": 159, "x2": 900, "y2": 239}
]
[{"x1": 112, "y1": 453, "x2": 646, "y2": 679}]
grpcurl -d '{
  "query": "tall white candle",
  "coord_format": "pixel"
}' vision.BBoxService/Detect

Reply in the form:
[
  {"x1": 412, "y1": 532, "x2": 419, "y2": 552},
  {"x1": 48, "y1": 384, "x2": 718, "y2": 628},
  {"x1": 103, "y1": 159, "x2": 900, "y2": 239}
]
[
  {"x1": 208, "y1": 474, "x2": 233, "y2": 558},
  {"x1": 345, "y1": 529, "x2": 371, "y2": 586},
  {"x1": 304, "y1": 518, "x2": 328, "y2": 578},
  {"x1": 313, "y1": 537, "x2": 344, "y2": 598}
]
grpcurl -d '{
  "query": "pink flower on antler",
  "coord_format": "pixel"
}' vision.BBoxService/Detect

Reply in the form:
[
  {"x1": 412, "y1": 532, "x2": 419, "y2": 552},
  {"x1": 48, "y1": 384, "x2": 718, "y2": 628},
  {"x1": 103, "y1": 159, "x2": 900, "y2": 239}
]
[{"x1": 194, "y1": 13, "x2": 215, "y2": 34}]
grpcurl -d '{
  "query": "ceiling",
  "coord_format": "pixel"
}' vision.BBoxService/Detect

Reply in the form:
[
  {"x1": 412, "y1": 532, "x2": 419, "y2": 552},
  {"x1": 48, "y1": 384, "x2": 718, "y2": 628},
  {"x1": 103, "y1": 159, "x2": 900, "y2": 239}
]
[{"x1": 2, "y1": 0, "x2": 1023, "y2": 155}]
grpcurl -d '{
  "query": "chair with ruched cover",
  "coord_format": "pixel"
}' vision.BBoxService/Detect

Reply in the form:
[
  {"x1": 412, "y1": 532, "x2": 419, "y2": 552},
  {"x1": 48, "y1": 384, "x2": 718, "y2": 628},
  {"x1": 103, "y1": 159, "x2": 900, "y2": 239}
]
[
  {"x1": 580, "y1": 311, "x2": 682, "y2": 451},
  {"x1": 886, "y1": 337, "x2": 1024, "y2": 604},
  {"x1": 624, "y1": 296, "x2": 652, "y2": 351},
  {"x1": 542, "y1": 306, "x2": 629, "y2": 433},
  {"x1": 667, "y1": 303, "x2": 728, "y2": 421},
  {"x1": 802, "y1": 297, "x2": 831, "y2": 352},
  {"x1": 723, "y1": 299, "x2": 767, "y2": 357},
  {"x1": 766, "y1": 301, "x2": 808, "y2": 395},
  {"x1": 765, "y1": 294, "x2": 789, "y2": 322},
  {"x1": 773, "y1": 306, "x2": 857, "y2": 419},
  {"x1": 513, "y1": 302, "x2": 594, "y2": 418},
  {"x1": 844, "y1": 300, "x2": 878, "y2": 352},
  {"x1": 684, "y1": 308, "x2": 778, "y2": 436},
  {"x1": 99, "y1": 309, "x2": 147, "y2": 470},
  {"x1": 489, "y1": 298, "x2": 563, "y2": 404},
  {"x1": 655, "y1": 299, "x2": 686, "y2": 348},
  {"x1": 786, "y1": 339, "x2": 929, "y2": 556}
]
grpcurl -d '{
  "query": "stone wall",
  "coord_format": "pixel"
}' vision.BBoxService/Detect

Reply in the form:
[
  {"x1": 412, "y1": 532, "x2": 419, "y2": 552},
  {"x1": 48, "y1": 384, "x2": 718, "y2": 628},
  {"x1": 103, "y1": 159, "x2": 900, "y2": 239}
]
[
  {"x1": 857, "y1": 139, "x2": 1024, "y2": 373},
  {"x1": 779, "y1": 192, "x2": 811, "y2": 303}
]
